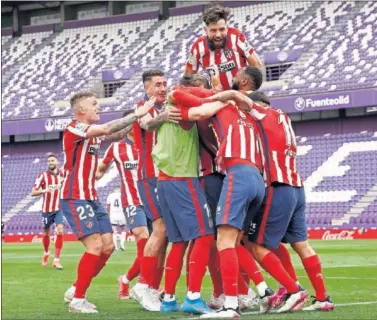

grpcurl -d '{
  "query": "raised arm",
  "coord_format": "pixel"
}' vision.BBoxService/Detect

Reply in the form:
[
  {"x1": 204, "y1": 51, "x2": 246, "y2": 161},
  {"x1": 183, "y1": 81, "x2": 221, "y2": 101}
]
[
  {"x1": 182, "y1": 101, "x2": 229, "y2": 121},
  {"x1": 86, "y1": 97, "x2": 156, "y2": 139},
  {"x1": 206, "y1": 90, "x2": 255, "y2": 111}
]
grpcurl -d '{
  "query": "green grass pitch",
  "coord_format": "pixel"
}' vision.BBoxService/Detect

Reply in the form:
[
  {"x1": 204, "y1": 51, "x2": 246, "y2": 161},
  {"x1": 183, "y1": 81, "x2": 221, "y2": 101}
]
[{"x1": 2, "y1": 240, "x2": 377, "y2": 319}]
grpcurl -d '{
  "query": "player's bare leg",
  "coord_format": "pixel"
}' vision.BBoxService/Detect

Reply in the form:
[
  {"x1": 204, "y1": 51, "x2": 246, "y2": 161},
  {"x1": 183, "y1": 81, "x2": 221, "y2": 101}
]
[
  {"x1": 112, "y1": 225, "x2": 119, "y2": 251},
  {"x1": 291, "y1": 241, "x2": 335, "y2": 312},
  {"x1": 42, "y1": 228, "x2": 50, "y2": 267},
  {"x1": 131, "y1": 218, "x2": 166, "y2": 311},
  {"x1": 119, "y1": 225, "x2": 126, "y2": 251},
  {"x1": 52, "y1": 224, "x2": 64, "y2": 270},
  {"x1": 154, "y1": 237, "x2": 168, "y2": 291},
  {"x1": 249, "y1": 243, "x2": 308, "y2": 313},
  {"x1": 118, "y1": 226, "x2": 149, "y2": 300}
]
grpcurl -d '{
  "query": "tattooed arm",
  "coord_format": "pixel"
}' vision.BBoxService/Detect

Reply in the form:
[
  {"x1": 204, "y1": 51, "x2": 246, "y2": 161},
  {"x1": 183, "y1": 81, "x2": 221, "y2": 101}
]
[
  {"x1": 86, "y1": 97, "x2": 156, "y2": 139},
  {"x1": 101, "y1": 125, "x2": 132, "y2": 142},
  {"x1": 139, "y1": 104, "x2": 182, "y2": 132}
]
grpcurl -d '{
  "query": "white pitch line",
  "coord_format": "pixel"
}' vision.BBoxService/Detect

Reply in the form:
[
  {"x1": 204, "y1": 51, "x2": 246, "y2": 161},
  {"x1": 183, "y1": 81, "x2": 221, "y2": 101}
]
[
  {"x1": 177, "y1": 301, "x2": 377, "y2": 320},
  {"x1": 297, "y1": 276, "x2": 377, "y2": 280}
]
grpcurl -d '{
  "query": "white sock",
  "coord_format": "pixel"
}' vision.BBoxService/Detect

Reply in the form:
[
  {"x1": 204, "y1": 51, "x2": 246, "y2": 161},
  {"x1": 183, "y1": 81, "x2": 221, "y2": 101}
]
[
  {"x1": 44, "y1": 251, "x2": 49, "y2": 255},
  {"x1": 164, "y1": 294, "x2": 176, "y2": 302},
  {"x1": 54, "y1": 258, "x2": 60, "y2": 262},
  {"x1": 71, "y1": 297, "x2": 85, "y2": 303},
  {"x1": 113, "y1": 234, "x2": 118, "y2": 250},
  {"x1": 122, "y1": 275, "x2": 130, "y2": 284},
  {"x1": 295, "y1": 281, "x2": 300, "y2": 286},
  {"x1": 135, "y1": 283, "x2": 148, "y2": 289},
  {"x1": 187, "y1": 291, "x2": 200, "y2": 300},
  {"x1": 120, "y1": 232, "x2": 126, "y2": 249},
  {"x1": 256, "y1": 281, "x2": 268, "y2": 297},
  {"x1": 224, "y1": 296, "x2": 238, "y2": 309}
]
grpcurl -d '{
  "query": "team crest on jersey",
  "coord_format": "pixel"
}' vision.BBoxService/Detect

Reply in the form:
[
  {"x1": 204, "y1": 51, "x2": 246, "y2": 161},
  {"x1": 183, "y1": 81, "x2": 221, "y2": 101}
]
[
  {"x1": 218, "y1": 61, "x2": 236, "y2": 73},
  {"x1": 224, "y1": 49, "x2": 233, "y2": 59},
  {"x1": 88, "y1": 144, "x2": 100, "y2": 155},
  {"x1": 85, "y1": 219, "x2": 94, "y2": 229},
  {"x1": 124, "y1": 160, "x2": 138, "y2": 170}
]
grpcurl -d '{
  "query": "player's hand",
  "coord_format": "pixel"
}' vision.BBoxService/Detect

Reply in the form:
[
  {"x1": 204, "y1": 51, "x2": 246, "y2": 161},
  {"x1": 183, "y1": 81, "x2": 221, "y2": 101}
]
[
  {"x1": 95, "y1": 171, "x2": 104, "y2": 180},
  {"x1": 135, "y1": 96, "x2": 156, "y2": 118},
  {"x1": 166, "y1": 107, "x2": 182, "y2": 124}
]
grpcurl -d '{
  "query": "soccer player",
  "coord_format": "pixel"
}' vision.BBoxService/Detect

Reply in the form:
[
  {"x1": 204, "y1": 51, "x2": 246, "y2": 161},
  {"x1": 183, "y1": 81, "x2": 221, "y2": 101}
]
[
  {"x1": 60, "y1": 91, "x2": 153, "y2": 313},
  {"x1": 154, "y1": 80, "x2": 228, "y2": 315},
  {"x1": 106, "y1": 189, "x2": 127, "y2": 252},
  {"x1": 176, "y1": 88, "x2": 271, "y2": 319},
  {"x1": 31, "y1": 154, "x2": 64, "y2": 270},
  {"x1": 245, "y1": 91, "x2": 335, "y2": 312},
  {"x1": 130, "y1": 70, "x2": 182, "y2": 312},
  {"x1": 184, "y1": 5, "x2": 264, "y2": 90},
  {"x1": 96, "y1": 119, "x2": 150, "y2": 300}
]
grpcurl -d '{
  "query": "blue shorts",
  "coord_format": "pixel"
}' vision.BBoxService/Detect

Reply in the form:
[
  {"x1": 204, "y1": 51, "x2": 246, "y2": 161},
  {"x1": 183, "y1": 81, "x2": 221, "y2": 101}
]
[
  {"x1": 158, "y1": 178, "x2": 214, "y2": 243},
  {"x1": 42, "y1": 210, "x2": 63, "y2": 230},
  {"x1": 248, "y1": 185, "x2": 307, "y2": 249},
  {"x1": 60, "y1": 200, "x2": 113, "y2": 239},
  {"x1": 199, "y1": 173, "x2": 224, "y2": 226},
  {"x1": 137, "y1": 178, "x2": 162, "y2": 222},
  {"x1": 216, "y1": 165, "x2": 265, "y2": 230},
  {"x1": 123, "y1": 205, "x2": 148, "y2": 233}
]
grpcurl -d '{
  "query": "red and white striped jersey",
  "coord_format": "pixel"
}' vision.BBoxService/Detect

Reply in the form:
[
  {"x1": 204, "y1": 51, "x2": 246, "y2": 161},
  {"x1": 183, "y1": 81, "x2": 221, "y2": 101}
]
[
  {"x1": 211, "y1": 105, "x2": 262, "y2": 170},
  {"x1": 132, "y1": 99, "x2": 160, "y2": 181},
  {"x1": 186, "y1": 27, "x2": 255, "y2": 90},
  {"x1": 102, "y1": 139, "x2": 142, "y2": 208},
  {"x1": 61, "y1": 120, "x2": 101, "y2": 200},
  {"x1": 34, "y1": 169, "x2": 64, "y2": 213},
  {"x1": 251, "y1": 104, "x2": 303, "y2": 187}
]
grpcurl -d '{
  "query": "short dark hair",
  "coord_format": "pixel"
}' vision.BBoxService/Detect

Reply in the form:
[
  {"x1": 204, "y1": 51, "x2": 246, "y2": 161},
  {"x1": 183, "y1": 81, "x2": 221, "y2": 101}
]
[
  {"x1": 70, "y1": 91, "x2": 95, "y2": 108},
  {"x1": 142, "y1": 70, "x2": 164, "y2": 84},
  {"x1": 47, "y1": 154, "x2": 58, "y2": 160},
  {"x1": 244, "y1": 66, "x2": 263, "y2": 91},
  {"x1": 203, "y1": 5, "x2": 231, "y2": 26},
  {"x1": 122, "y1": 109, "x2": 134, "y2": 117},
  {"x1": 179, "y1": 74, "x2": 210, "y2": 89},
  {"x1": 248, "y1": 91, "x2": 271, "y2": 106}
]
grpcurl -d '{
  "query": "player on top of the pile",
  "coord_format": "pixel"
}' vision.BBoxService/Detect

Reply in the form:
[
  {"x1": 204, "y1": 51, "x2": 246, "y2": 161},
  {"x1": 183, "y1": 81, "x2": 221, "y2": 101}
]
[
  {"x1": 32, "y1": 154, "x2": 64, "y2": 270},
  {"x1": 130, "y1": 70, "x2": 182, "y2": 312},
  {"x1": 208, "y1": 68, "x2": 335, "y2": 313},
  {"x1": 184, "y1": 4, "x2": 264, "y2": 90},
  {"x1": 60, "y1": 91, "x2": 154, "y2": 313}
]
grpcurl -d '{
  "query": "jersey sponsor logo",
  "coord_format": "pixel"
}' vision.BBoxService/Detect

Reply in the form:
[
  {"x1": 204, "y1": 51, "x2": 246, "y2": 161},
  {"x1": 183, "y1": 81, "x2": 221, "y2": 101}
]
[
  {"x1": 237, "y1": 118, "x2": 254, "y2": 129},
  {"x1": 218, "y1": 60, "x2": 236, "y2": 73},
  {"x1": 124, "y1": 160, "x2": 138, "y2": 170},
  {"x1": 48, "y1": 184, "x2": 61, "y2": 190},
  {"x1": 88, "y1": 144, "x2": 100, "y2": 155}
]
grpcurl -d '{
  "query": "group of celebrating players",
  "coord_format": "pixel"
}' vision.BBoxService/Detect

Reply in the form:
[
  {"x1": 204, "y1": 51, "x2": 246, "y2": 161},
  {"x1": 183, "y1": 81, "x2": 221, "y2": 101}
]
[{"x1": 31, "y1": 5, "x2": 335, "y2": 318}]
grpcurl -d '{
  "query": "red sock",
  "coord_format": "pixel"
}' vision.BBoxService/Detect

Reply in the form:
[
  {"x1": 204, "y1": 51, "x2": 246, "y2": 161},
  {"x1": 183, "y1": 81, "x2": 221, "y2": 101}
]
[
  {"x1": 236, "y1": 245, "x2": 264, "y2": 286},
  {"x1": 260, "y1": 252, "x2": 298, "y2": 293},
  {"x1": 153, "y1": 267, "x2": 165, "y2": 290},
  {"x1": 188, "y1": 234, "x2": 214, "y2": 292},
  {"x1": 272, "y1": 243, "x2": 297, "y2": 282},
  {"x1": 75, "y1": 252, "x2": 101, "y2": 299},
  {"x1": 93, "y1": 253, "x2": 111, "y2": 278},
  {"x1": 208, "y1": 245, "x2": 223, "y2": 297},
  {"x1": 238, "y1": 272, "x2": 249, "y2": 295},
  {"x1": 186, "y1": 241, "x2": 194, "y2": 289},
  {"x1": 165, "y1": 242, "x2": 186, "y2": 295},
  {"x1": 42, "y1": 235, "x2": 50, "y2": 253},
  {"x1": 139, "y1": 256, "x2": 158, "y2": 286},
  {"x1": 126, "y1": 238, "x2": 147, "y2": 281},
  {"x1": 54, "y1": 234, "x2": 63, "y2": 259},
  {"x1": 302, "y1": 255, "x2": 327, "y2": 301},
  {"x1": 219, "y1": 248, "x2": 238, "y2": 296}
]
